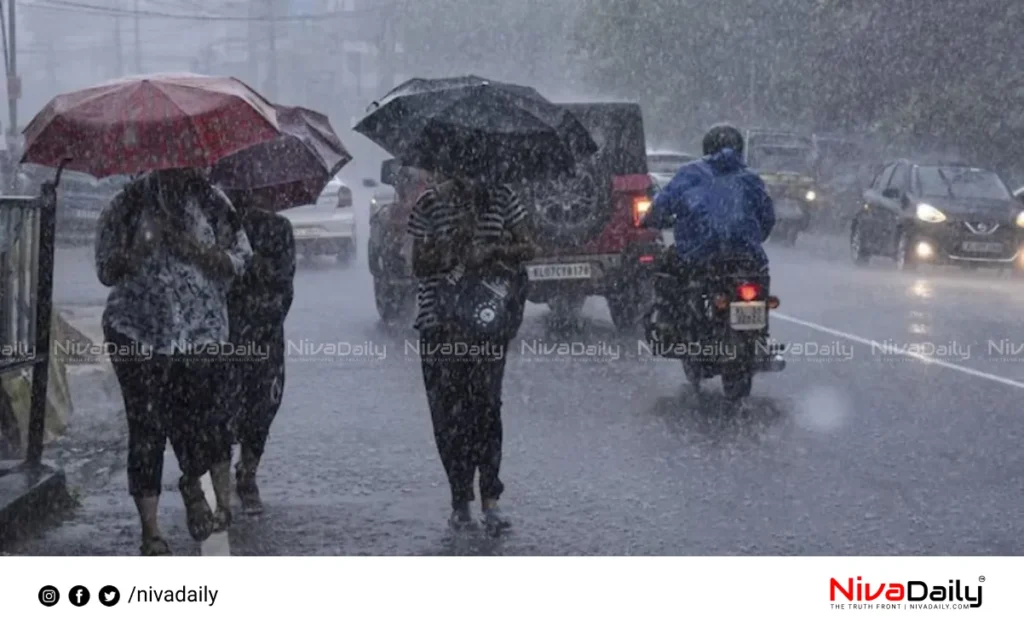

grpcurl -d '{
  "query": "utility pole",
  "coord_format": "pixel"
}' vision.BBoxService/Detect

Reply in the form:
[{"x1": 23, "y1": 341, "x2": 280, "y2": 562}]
[
  {"x1": 7, "y1": 0, "x2": 17, "y2": 152},
  {"x1": 265, "y1": 0, "x2": 276, "y2": 99},
  {"x1": 247, "y1": 0, "x2": 258, "y2": 85},
  {"x1": 133, "y1": 0, "x2": 141, "y2": 73},
  {"x1": 114, "y1": 1, "x2": 124, "y2": 77},
  {"x1": 45, "y1": 31, "x2": 56, "y2": 90},
  {"x1": 376, "y1": 17, "x2": 392, "y2": 98}
]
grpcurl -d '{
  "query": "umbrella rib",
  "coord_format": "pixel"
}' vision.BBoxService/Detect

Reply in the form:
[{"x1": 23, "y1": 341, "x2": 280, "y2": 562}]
[
  {"x1": 150, "y1": 81, "x2": 229, "y2": 163},
  {"x1": 431, "y1": 85, "x2": 553, "y2": 134}
]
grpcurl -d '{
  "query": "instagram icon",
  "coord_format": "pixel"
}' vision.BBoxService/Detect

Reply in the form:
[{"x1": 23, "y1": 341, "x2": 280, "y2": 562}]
[{"x1": 38, "y1": 586, "x2": 60, "y2": 607}]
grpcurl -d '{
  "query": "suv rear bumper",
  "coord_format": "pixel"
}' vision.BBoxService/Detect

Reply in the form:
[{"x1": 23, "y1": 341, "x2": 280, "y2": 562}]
[{"x1": 525, "y1": 242, "x2": 660, "y2": 302}]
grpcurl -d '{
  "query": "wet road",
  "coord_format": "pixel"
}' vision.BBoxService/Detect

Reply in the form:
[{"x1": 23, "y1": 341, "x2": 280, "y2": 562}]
[{"x1": 9, "y1": 200, "x2": 1024, "y2": 555}]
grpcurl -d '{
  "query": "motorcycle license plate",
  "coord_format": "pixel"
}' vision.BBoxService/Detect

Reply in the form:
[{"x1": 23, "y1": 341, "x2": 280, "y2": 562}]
[
  {"x1": 660, "y1": 229, "x2": 675, "y2": 246},
  {"x1": 729, "y1": 301, "x2": 767, "y2": 330}
]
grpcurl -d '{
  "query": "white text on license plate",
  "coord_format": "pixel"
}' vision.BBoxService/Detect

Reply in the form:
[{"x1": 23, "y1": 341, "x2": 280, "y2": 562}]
[
  {"x1": 527, "y1": 263, "x2": 592, "y2": 280},
  {"x1": 729, "y1": 301, "x2": 767, "y2": 330},
  {"x1": 961, "y1": 241, "x2": 1003, "y2": 254}
]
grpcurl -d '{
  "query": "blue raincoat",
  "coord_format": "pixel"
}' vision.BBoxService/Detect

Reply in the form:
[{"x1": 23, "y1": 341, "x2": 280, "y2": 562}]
[{"x1": 642, "y1": 149, "x2": 774, "y2": 269}]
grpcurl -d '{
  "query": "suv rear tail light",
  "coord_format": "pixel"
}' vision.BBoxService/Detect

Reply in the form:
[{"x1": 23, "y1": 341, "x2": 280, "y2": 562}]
[
  {"x1": 737, "y1": 282, "x2": 761, "y2": 302},
  {"x1": 632, "y1": 196, "x2": 652, "y2": 227}
]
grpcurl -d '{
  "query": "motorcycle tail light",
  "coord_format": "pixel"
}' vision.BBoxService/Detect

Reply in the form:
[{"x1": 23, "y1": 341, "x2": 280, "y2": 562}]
[{"x1": 737, "y1": 282, "x2": 760, "y2": 302}]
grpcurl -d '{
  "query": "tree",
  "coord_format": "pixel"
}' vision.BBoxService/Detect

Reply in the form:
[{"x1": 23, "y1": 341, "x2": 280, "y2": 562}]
[{"x1": 573, "y1": 0, "x2": 1024, "y2": 172}]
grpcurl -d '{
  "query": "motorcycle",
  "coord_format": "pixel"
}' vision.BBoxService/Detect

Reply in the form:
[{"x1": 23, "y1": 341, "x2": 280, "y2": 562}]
[{"x1": 645, "y1": 230, "x2": 787, "y2": 399}]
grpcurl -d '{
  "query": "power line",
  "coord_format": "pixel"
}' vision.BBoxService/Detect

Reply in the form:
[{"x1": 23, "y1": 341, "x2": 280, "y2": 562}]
[{"x1": 26, "y1": 0, "x2": 403, "y2": 21}]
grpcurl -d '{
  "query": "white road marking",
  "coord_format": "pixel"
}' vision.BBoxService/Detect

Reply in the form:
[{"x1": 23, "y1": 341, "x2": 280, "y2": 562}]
[
  {"x1": 774, "y1": 312, "x2": 1024, "y2": 391},
  {"x1": 200, "y1": 473, "x2": 231, "y2": 556}
]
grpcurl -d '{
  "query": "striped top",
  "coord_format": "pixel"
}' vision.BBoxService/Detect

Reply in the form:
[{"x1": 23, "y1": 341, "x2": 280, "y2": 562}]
[{"x1": 407, "y1": 182, "x2": 529, "y2": 331}]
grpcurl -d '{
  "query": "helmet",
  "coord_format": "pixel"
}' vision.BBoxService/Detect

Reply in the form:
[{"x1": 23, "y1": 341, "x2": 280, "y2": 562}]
[{"x1": 702, "y1": 124, "x2": 744, "y2": 156}]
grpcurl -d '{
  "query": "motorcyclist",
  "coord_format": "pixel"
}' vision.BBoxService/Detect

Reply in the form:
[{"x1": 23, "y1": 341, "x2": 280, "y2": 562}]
[{"x1": 641, "y1": 124, "x2": 775, "y2": 337}]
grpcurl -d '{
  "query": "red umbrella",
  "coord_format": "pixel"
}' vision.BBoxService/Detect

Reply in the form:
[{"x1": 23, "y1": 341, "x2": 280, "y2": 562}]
[
  {"x1": 210, "y1": 105, "x2": 352, "y2": 212},
  {"x1": 21, "y1": 72, "x2": 281, "y2": 178}
]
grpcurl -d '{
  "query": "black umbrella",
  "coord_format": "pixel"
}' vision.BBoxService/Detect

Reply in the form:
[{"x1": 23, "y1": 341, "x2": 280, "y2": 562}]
[
  {"x1": 210, "y1": 105, "x2": 351, "y2": 212},
  {"x1": 353, "y1": 76, "x2": 597, "y2": 183}
]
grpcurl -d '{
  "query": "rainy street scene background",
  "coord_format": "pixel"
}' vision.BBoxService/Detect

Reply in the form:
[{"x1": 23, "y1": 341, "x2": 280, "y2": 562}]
[{"x1": 1, "y1": 0, "x2": 1024, "y2": 557}]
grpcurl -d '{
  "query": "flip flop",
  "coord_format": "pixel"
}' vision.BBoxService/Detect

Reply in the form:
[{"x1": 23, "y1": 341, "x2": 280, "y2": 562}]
[
  {"x1": 140, "y1": 536, "x2": 171, "y2": 556},
  {"x1": 179, "y1": 476, "x2": 215, "y2": 541}
]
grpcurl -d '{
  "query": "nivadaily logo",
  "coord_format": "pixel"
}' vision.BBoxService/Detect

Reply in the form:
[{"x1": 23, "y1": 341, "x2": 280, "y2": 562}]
[{"x1": 830, "y1": 576, "x2": 983, "y2": 609}]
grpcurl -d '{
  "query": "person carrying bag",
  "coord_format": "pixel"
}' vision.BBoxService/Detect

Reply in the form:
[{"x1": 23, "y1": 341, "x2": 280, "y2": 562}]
[{"x1": 408, "y1": 176, "x2": 535, "y2": 534}]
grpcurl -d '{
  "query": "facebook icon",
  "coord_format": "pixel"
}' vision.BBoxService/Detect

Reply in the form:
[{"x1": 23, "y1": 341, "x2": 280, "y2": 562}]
[{"x1": 69, "y1": 585, "x2": 90, "y2": 606}]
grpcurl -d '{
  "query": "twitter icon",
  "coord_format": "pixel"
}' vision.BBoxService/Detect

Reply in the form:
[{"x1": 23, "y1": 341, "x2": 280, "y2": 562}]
[{"x1": 99, "y1": 585, "x2": 120, "y2": 607}]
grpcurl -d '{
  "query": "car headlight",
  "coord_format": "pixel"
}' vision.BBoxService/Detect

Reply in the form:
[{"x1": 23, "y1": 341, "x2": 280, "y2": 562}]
[
  {"x1": 1016, "y1": 211, "x2": 1024, "y2": 229},
  {"x1": 915, "y1": 203, "x2": 946, "y2": 223},
  {"x1": 805, "y1": 190, "x2": 816, "y2": 202}
]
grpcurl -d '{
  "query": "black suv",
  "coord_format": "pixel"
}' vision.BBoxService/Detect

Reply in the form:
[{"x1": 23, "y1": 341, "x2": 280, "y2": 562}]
[{"x1": 850, "y1": 159, "x2": 1024, "y2": 271}]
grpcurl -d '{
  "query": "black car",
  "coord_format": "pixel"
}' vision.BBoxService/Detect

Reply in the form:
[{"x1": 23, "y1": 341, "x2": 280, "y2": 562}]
[{"x1": 850, "y1": 160, "x2": 1024, "y2": 271}]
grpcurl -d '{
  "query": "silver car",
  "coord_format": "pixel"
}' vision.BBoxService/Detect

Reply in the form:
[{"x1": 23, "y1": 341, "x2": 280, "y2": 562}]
[{"x1": 279, "y1": 176, "x2": 357, "y2": 264}]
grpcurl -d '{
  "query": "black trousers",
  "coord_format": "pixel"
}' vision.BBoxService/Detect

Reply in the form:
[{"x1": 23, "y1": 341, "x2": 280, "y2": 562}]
[
  {"x1": 419, "y1": 329, "x2": 509, "y2": 509},
  {"x1": 224, "y1": 336, "x2": 285, "y2": 461},
  {"x1": 105, "y1": 325, "x2": 233, "y2": 498}
]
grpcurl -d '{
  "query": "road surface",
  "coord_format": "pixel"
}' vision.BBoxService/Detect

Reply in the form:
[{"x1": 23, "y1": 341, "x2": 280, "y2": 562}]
[{"x1": 7, "y1": 197, "x2": 1024, "y2": 555}]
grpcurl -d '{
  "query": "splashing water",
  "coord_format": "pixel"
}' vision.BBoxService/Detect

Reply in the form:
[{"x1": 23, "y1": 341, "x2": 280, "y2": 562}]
[{"x1": 793, "y1": 385, "x2": 849, "y2": 433}]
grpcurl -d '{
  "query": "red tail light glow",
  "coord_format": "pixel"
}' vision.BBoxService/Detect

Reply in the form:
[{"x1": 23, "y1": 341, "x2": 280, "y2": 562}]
[
  {"x1": 632, "y1": 196, "x2": 652, "y2": 227},
  {"x1": 638, "y1": 254, "x2": 655, "y2": 264},
  {"x1": 737, "y1": 283, "x2": 760, "y2": 302}
]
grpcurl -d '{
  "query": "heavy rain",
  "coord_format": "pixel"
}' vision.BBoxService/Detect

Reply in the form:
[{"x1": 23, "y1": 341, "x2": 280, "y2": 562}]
[{"x1": 0, "y1": 0, "x2": 1022, "y2": 557}]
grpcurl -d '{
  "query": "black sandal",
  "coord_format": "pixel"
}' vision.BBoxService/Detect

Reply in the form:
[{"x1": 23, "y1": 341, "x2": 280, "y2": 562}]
[
  {"x1": 178, "y1": 476, "x2": 215, "y2": 541},
  {"x1": 140, "y1": 535, "x2": 171, "y2": 556},
  {"x1": 236, "y1": 467, "x2": 264, "y2": 516},
  {"x1": 212, "y1": 507, "x2": 232, "y2": 532}
]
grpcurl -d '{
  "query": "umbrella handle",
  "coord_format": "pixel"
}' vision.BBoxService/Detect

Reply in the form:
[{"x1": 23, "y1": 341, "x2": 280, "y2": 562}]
[{"x1": 52, "y1": 157, "x2": 72, "y2": 188}]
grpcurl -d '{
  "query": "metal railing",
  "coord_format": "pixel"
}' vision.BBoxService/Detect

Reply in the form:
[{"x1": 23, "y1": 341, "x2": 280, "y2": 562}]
[{"x1": 0, "y1": 178, "x2": 58, "y2": 465}]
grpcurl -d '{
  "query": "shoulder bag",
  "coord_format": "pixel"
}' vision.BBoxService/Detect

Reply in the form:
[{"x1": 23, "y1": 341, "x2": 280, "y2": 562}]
[{"x1": 434, "y1": 188, "x2": 526, "y2": 342}]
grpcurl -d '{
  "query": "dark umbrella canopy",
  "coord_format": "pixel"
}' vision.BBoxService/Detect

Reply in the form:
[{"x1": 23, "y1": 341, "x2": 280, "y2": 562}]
[
  {"x1": 210, "y1": 105, "x2": 351, "y2": 211},
  {"x1": 353, "y1": 76, "x2": 597, "y2": 183}
]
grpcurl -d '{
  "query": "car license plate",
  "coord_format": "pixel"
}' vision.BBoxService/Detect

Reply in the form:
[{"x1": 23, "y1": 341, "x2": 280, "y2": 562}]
[
  {"x1": 729, "y1": 301, "x2": 767, "y2": 330},
  {"x1": 294, "y1": 228, "x2": 320, "y2": 238},
  {"x1": 775, "y1": 199, "x2": 804, "y2": 220},
  {"x1": 960, "y1": 241, "x2": 1003, "y2": 254},
  {"x1": 73, "y1": 209, "x2": 98, "y2": 219},
  {"x1": 527, "y1": 263, "x2": 592, "y2": 280}
]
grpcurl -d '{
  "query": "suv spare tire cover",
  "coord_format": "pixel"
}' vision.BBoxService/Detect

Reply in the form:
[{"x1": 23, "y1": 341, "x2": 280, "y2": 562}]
[{"x1": 525, "y1": 140, "x2": 612, "y2": 250}]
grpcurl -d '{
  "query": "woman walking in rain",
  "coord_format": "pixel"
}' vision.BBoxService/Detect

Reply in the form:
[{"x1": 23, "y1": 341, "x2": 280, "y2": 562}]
[
  {"x1": 222, "y1": 189, "x2": 296, "y2": 515},
  {"x1": 409, "y1": 176, "x2": 535, "y2": 533},
  {"x1": 96, "y1": 168, "x2": 252, "y2": 555}
]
